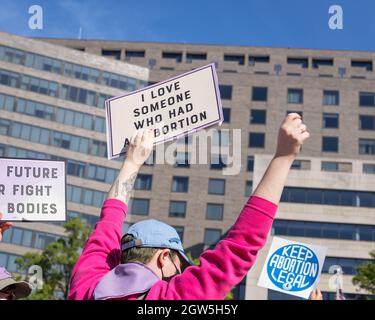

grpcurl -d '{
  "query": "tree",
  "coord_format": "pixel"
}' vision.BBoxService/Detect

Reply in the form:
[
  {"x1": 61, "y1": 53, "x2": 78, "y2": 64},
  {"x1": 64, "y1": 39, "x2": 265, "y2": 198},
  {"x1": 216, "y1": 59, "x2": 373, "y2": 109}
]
[
  {"x1": 352, "y1": 250, "x2": 375, "y2": 297},
  {"x1": 186, "y1": 252, "x2": 234, "y2": 300},
  {"x1": 16, "y1": 218, "x2": 91, "y2": 300}
]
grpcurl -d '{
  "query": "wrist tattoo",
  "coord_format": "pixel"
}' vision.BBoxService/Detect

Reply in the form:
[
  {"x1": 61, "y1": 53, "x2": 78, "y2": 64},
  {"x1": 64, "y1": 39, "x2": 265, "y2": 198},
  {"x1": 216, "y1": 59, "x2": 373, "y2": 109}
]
[{"x1": 121, "y1": 173, "x2": 137, "y2": 203}]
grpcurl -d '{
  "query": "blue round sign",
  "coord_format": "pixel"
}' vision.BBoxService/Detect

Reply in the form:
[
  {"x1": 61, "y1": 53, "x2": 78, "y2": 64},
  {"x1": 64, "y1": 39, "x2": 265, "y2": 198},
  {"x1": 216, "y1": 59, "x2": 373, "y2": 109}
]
[{"x1": 267, "y1": 244, "x2": 319, "y2": 292}]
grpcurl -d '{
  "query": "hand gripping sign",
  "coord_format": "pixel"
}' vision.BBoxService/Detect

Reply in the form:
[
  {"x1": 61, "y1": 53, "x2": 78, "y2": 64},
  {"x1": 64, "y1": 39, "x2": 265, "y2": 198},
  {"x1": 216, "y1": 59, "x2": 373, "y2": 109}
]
[
  {"x1": 105, "y1": 63, "x2": 223, "y2": 159},
  {"x1": 0, "y1": 158, "x2": 66, "y2": 222},
  {"x1": 258, "y1": 237, "x2": 327, "y2": 299}
]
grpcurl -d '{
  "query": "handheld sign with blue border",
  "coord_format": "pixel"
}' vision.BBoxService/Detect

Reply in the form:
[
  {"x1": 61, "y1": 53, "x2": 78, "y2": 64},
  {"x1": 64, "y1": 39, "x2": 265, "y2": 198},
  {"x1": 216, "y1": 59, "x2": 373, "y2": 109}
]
[
  {"x1": 105, "y1": 63, "x2": 223, "y2": 159},
  {"x1": 258, "y1": 237, "x2": 327, "y2": 299}
]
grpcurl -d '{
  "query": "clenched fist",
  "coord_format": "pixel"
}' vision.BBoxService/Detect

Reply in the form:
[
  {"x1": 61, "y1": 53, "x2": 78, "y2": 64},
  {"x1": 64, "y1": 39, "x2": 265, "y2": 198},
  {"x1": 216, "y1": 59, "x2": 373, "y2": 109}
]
[{"x1": 275, "y1": 113, "x2": 310, "y2": 159}]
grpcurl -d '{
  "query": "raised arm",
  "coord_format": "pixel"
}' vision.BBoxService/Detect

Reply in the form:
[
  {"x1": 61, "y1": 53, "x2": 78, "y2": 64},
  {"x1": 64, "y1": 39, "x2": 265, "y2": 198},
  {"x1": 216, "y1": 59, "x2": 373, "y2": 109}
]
[
  {"x1": 68, "y1": 130, "x2": 154, "y2": 300},
  {"x1": 147, "y1": 114, "x2": 310, "y2": 300},
  {"x1": 0, "y1": 212, "x2": 13, "y2": 242}
]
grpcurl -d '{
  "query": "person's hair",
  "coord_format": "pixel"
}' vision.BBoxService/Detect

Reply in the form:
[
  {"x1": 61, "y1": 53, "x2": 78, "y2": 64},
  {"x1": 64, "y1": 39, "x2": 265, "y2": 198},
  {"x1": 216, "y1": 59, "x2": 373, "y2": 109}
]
[{"x1": 121, "y1": 234, "x2": 178, "y2": 265}]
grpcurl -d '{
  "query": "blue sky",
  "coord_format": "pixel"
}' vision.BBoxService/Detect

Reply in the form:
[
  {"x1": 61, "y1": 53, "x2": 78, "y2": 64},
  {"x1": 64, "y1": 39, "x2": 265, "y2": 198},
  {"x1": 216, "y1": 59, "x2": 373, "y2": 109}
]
[{"x1": 0, "y1": 0, "x2": 373, "y2": 51}]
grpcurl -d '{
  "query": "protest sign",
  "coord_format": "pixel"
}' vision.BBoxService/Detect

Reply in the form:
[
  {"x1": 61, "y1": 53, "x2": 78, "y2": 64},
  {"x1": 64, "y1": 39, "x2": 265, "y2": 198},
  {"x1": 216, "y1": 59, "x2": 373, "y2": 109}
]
[
  {"x1": 258, "y1": 237, "x2": 327, "y2": 299},
  {"x1": 105, "y1": 63, "x2": 223, "y2": 159},
  {"x1": 0, "y1": 158, "x2": 66, "y2": 221}
]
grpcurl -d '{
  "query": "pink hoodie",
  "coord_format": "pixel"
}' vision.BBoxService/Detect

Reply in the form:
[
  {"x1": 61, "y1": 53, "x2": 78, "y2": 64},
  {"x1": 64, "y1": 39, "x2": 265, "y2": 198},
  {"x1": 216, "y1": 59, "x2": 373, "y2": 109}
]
[{"x1": 68, "y1": 195, "x2": 277, "y2": 300}]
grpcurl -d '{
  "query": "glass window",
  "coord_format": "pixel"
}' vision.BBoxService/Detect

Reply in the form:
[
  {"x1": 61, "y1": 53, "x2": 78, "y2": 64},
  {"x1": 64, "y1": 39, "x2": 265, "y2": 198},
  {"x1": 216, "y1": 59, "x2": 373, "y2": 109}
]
[
  {"x1": 252, "y1": 87, "x2": 267, "y2": 101},
  {"x1": 323, "y1": 113, "x2": 339, "y2": 128},
  {"x1": 322, "y1": 223, "x2": 339, "y2": 239},
  {"x1": 175, "y1": 152, "x2": 190, "y2": 168},
  {"x1": 323, "y1": 190, "x2": 340, "y2": 205},
  {"x1": 322, "y1": 136, "x2": 339, "y2": 152},
  {"x1": 359, "y1": 139, "x2": 375, "y2": 155},
  {"x1": 171, "y1": 176, "x2": 189, "y2": 193},
  {"x1": 219, "y1": 85, "x2": 232, "y2": 100},
  {"x1": 245, "y1": 181, "x2": 253, "y2": 197},
  {"x1": 130, "y1": 199, "x2": 150, "y2": 215},
  {"x1": 250, "y1": 110, "x2": 266, "y2": 124},
  {"x1": 287, "y1": 221, "x2": 306, "y2": 237},
  {"x1": 223, "y1": 108, "x2": 231, "y2": 123},
  {"x1": 359, "y1": 92, "x2": 375, "y2": 107},
  {"x1": 22, "y1": 230, "x2": 33, "y2": 247},
  {"x1": 169, "y1": 201, "x2": 186, "y2": 218},
  {"x1": 288, "y1": 88, "x2": 303, "y2": 104},
  {"x1": 249, "y1": 132, "x2": 265, "y2": 148},
  {"x1": 206, "y1": 203, "x2": 224, "y2": 220},
  {"x1": 321, "y1": 161, "x2": 338, "y2": 172},
  {"x1": 204, "y1": 229, "x2": 221, "y2": 246},
  {"x1": 363, "y1": 164, "x2": 375, "y2": 174},
  {"x1": 304, "y1": 222, "x2": 322, "y2": 237},
  {"x1": 247, "y1": 156, "x2": 254, "y2": 172},
  {"x1": 210, "y1": 154, "x2": 227, "y2": 170},
  {"x1": 323, "y1": 90, "x2": 339, "y2": 105},
  {"x1": 359, "y1": 115, "x2": 375, "y2": 130},
  {"x1": 173, "y1": 226, "x2": 184, "y2": 242},
  {"x1": 134, "y1": 174, "x2": 152, "y2": 190},
  {"x1": 208, "y1": 179, "x2": 225, "y2": 195}
]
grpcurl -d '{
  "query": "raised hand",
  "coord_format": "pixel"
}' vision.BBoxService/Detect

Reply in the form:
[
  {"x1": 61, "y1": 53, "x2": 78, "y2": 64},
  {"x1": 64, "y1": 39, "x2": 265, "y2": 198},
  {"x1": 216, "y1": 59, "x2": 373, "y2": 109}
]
[{"x1": 0, "y1": 212, "x2": 13, "y2": 242}]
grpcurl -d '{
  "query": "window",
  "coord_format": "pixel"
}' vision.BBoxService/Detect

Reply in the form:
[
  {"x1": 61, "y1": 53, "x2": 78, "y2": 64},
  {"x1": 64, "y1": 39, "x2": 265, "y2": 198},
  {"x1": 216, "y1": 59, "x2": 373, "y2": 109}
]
[
  {"x1": 359, "y1": 139, "x2": 375, "y2": 155},
  {"x1": 247, "y1": 156, "x2": 254, "y2": 172},
  {"x1": 134, "y1": 174, "x2": 152, "y2": 190},
  {"x1": 224, "y1": 54, "x2": 245, "y2": 65},
  {"x1": 323, "y1": 90, "x2": 339, "y2": 105},
  {"x1": 359, "y1": 92, "x2": 375, "y2": 107},
  {"x1": 321, "y1": 162, "x2": 339, "y2": 172},
  {"x1": 250, "y1": 110, "x2": 266, "y2": 124},
  {"x1": 223, "y1": 108, "x2": 231, "y2": 123},
  {"x1": 287, "y1": 57, "x2": 308, "y2": 68},
  {"x1": 210, "y1": 154, "x2": 227, "y2": 170},
  {"x1": 245, "y1": 181, "x2": 253, "y2": 197},
  {"x1": 363, "y1": 164, "x2": 375, "y2": 174},
  {"x1": 101, "y1": 50, "x2": 121, "y2": 60},
  {"x1": 171, "y1": 176, "x2": 189, "y2": 193},
  {"x1": 204, "y1": 229, "x2": 221, "y2": 246},
  {"x1": 288, "y1": 88, "x2": 303, "y2": 104},
  {"x1": 169, "y1": 201, "x2": 186, "y2": 218},
  {"x1": 351, "y1": 60, "x2": 373, "y2": 71},
  {"x1": 162, "y1": 52, "x2": 182, "y2": 63},
  {"x1": 213, "y1": 130, "x2": 229, "y2": 147},
  {"x1": 206, "y1": 203, "x2": 224, "y2": 220},
  {"x1": 249, "y1": 132, "x2": 265, "y2": 148},
  {"x1": 186, "y1": 53, "x2": 206, "y2": 62},
  {"x1": 322, "y1": 136, "x2": 338, "y2": 152},
  {"x1": 125, "y1": 50, "x2": 145, "y2": 59},
  {"x1": 175, "y1": 152, "x2": 190, "y2": 168},
  {"x1": 249, "y1": 55, "x2": 269, "y2": 65},
  {"x1": 359, "y1": 115, "x2": 375, "y2": 130},
  {"x1": 129, "y1": 198, "x2": 149, "y2": 216},
  {"x1": 312, "y1": 58, "x2": 333, "y2": 68},
  {"x1": 323, "y1": 113, "x2": 339, "y2": 128},
  {"x1": 208, "y1": 179, "x2": 225, "y2": 195},
  {"x1": 219, "y1": 85, "x2": 232, "y2": 100},
  {"x1": 252, "y1": 87, "x2": 267, "y2": 101}
]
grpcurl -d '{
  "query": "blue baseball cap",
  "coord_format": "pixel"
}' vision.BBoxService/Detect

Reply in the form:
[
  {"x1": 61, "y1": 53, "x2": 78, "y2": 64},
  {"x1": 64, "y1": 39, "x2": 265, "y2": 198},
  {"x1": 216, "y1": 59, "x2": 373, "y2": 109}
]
[{"x1": 121, "y1": 219, "x2": 194, "y2": 270}]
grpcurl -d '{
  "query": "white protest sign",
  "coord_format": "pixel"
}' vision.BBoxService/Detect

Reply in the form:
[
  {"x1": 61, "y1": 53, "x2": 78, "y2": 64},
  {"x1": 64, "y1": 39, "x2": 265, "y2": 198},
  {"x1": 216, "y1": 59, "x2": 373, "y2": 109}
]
[
  {"x1": 105, "y1": 63, "x2": 223, "y2": 159},
  {"x1": 258, "y1": 237, "x2": 327, "y2": 299},
  {"x1": 0, "y1": 158, "x2": 66, "y2": 221}
]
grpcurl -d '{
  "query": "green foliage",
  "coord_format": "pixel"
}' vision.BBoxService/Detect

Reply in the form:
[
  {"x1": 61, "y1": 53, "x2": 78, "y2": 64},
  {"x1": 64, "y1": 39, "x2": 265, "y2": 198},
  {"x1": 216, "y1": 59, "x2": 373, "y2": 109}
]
[
  {"x1": 352, "y1": 251, "x2": 375, "y2": 297},
  {"x1": 186, "y1": 252, "x2": 234, "y2": 300},
  {"x1": 16, "y1": 218, "x2": 91, "y2": 300}
]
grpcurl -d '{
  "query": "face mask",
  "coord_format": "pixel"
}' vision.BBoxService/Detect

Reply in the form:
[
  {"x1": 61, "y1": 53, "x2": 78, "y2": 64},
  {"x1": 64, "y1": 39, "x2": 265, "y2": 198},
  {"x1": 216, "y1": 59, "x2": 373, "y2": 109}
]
[{"x1": 160, "y1": 253, "x2": 181, "y2": 282}]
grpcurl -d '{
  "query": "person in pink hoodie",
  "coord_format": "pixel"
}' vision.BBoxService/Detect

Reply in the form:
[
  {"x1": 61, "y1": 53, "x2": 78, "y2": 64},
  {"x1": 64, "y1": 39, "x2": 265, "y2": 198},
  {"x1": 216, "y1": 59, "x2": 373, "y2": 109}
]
[{"x1": 68, "y1": 113, "x2": 310, "y2": 300}]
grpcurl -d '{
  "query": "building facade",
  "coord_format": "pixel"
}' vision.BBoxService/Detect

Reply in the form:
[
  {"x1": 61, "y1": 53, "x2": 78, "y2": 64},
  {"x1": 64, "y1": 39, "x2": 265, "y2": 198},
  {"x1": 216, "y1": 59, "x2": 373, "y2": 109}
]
[{"x1": 0, "y1": 32, "x2": 374, "y2": 299}]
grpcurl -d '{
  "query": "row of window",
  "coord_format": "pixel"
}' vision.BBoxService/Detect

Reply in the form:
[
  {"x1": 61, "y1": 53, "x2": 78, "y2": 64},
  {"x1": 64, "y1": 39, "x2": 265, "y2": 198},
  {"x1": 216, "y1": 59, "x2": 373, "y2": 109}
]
[
  {"x1": 220, "y1": 85, "x2": 375, "y2": 108},
  {"x1": 246, "y1": 131, "x2": 375, "y2": 155},
  {"x1": 0, "y1": 93, "x2": 106, "y2": 133},
  {"x1": 0, "y1": 44, "x2": 146, "y2": 91},
  {"x1": 280, "y1": 186, "x2": 375, "y2": 208},
  {"x1": 0, "y1": 69, "x2": 112, "y2": 109},
  {"x1": 322, "y1": 256, "x2": 371, "y2": 275},
  {"x1": 0, "y1": 144, "x2": 118, "y2": 184},
  {"x1": 272, "y1": 219, "x2": 375, "y2": 241},
  {"x1": 0, "y1": 226, "x2": 62, "y2": 250},
  {"x1": 0, "y1": 118, "x2": 107, "y2": 157},
  {"x1": 67, "y1": 185, "x2": 107, "y2": 208}
]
